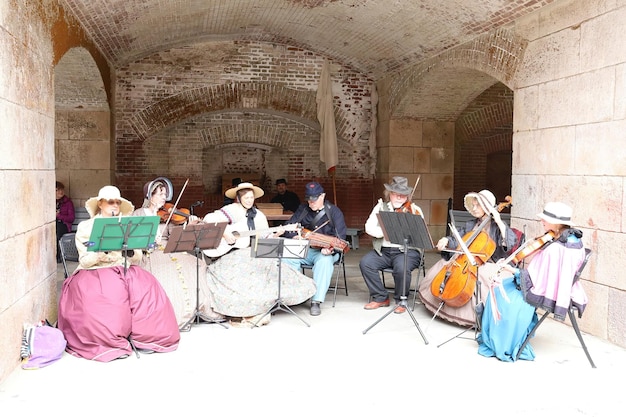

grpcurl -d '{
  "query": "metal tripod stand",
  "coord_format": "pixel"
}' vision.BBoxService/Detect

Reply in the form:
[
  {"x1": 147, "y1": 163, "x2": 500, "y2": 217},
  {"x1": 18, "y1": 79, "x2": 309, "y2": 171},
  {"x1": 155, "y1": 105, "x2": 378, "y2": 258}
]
[{"x1": 362, "y1": 238, "x2": 428, "y2": 344}]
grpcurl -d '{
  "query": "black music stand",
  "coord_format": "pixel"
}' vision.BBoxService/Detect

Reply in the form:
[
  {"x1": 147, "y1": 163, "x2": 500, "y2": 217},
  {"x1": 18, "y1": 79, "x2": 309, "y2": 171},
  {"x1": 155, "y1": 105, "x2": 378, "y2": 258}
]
[
  {"x1": 165, "y1": 221, "x2": 229, "y2": 331},
  {"x1": 251, "y1": 238, "x2": 311, "y2": 328},
  {"x1": 87, "y1": 216, "x2": 160, "y2": 273},
  {"x1": 362, "y1": 211, "x2": 433, "y2": 344}
]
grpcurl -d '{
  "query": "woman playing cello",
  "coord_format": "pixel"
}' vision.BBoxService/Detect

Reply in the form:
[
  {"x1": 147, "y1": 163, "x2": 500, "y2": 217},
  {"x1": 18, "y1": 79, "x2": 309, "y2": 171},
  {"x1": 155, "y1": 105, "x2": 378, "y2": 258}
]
[{"x1": 417, "y1": 189, "x2": 518, "y2": 327}]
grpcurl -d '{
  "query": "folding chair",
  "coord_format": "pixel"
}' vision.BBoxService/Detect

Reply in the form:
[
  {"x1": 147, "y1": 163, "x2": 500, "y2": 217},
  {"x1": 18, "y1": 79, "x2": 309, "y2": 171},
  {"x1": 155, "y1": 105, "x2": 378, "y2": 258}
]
[
  {"x1": 379, "y1": 248, "x2": 427, "y2": 311},
  {"x1": 515, "y1": 248, "x2": 596, "y2": 367},
  {"x1": 301, "y1": 251, "x2": 348, "y2": 307},
  {"x1": 59, "y1": 232, "x2": 79, "y2": 279}
]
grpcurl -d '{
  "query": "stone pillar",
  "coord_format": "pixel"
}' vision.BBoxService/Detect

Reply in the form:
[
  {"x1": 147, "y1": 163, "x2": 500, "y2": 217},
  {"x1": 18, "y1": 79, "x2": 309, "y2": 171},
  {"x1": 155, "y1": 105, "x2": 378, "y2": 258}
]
[{"x1": 375, "y1": 81, "x2": 454, "y2": 240}]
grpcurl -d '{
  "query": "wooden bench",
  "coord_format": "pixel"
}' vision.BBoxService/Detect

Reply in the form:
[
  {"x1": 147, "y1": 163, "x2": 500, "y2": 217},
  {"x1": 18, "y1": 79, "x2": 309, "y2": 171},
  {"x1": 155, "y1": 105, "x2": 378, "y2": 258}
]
[
  {"x1": 71, "y1": 207, "x2": 90, "y2": 232},
  {"x1": 346, "y1": 228, "x2": 362, "y2": 250}
]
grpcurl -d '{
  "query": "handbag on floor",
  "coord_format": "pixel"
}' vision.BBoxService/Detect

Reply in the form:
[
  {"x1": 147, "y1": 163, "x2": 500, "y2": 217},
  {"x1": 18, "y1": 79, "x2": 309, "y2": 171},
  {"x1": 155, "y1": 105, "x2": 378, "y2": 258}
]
[{"x1": 20, "y1": 321, "x2": 66, "y2": 369}]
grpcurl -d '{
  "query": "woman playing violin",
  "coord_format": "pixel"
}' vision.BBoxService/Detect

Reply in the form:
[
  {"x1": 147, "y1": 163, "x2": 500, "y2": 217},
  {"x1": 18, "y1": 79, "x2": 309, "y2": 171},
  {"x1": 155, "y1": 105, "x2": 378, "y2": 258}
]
[
  {"x1": 418, "y1": 189, "x2": 518, "y2": 327},
  {"x1": 359, "y1": 176, "x2": 425, "y2": 314},
  {"x1": 477, "y1": 202, "x2": 588, "y2": 362},
  {"x1": 132, "y1": 177, "x2": 225, "y2": 327}
]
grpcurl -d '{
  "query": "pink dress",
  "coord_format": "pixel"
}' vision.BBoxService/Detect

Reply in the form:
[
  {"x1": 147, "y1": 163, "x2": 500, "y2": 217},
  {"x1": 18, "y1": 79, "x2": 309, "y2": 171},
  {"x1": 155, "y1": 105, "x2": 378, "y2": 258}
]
[{"x1": 58, "y1": 216, "x2": 180, "y2": 362}]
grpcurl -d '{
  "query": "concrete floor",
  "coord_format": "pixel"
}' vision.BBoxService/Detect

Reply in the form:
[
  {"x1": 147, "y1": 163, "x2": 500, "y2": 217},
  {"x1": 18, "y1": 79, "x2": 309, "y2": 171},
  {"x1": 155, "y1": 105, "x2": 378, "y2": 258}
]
[{"x1": 1, "y1": 248, "x2": 625, "y2": 416}]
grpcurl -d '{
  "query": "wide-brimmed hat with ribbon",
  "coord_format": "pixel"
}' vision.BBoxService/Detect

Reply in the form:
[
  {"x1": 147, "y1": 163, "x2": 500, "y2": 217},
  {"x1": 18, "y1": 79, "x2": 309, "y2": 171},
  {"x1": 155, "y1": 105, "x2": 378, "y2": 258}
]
[
  {"x1": 384, "y1": 176, "x2": 412, "y2": 195},
  {"x1": 537, "y1": 202, "x2": 574, "y2": 226},
  {"x1": 225, "y1": 182, "x2": 264, "y2": 200},
  {"x1": 463, "y1": 189, "x2": 508, "y2": 238},
  {"x1": 85, "y1": 185, "x2": 134, "y2": 217},
  {"x1": 464, "y1": 189, "x2": 498, "y2": 217}
]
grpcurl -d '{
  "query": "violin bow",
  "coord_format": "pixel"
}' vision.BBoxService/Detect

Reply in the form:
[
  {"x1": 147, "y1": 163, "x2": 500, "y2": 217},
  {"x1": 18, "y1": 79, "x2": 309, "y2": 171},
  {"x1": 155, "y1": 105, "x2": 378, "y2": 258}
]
[
  {"x1": 408, "y1": 175, "x2": 421, "y2": 201},
  {"x1": 158, "y1": 178, "x2": 189, "y2": 240}
]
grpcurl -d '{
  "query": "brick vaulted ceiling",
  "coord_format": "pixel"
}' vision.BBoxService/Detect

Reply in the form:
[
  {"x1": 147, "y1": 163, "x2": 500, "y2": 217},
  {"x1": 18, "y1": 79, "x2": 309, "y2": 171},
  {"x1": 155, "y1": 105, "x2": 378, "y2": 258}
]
[{"x1": 60, "y1": 0, "x2": 554, "y2": 79}]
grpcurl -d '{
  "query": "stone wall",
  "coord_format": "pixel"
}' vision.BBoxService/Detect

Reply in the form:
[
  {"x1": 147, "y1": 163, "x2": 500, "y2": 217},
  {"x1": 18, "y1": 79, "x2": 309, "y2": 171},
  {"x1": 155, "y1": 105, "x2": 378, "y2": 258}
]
[
  {"x1": 512, "y1": 0, "x2": 626, "y2": 346},
  {"x1": 0, "y1": 0, "x2": 58, "y2": 383}
]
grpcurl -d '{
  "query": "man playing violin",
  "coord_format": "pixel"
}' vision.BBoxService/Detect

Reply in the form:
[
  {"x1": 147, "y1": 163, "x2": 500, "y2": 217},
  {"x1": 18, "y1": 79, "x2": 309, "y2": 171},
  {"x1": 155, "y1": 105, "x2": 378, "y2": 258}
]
[
  {"x1": 359, "y1": 176, "x2": 424, "y2": 314},
  {"x1": 278, "y1": 181, "x2": 347, "y2": 316}
]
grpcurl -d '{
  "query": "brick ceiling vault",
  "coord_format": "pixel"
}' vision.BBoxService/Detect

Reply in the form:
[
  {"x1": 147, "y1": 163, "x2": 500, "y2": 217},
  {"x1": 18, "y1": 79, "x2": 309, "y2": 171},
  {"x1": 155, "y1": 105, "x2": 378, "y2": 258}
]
[
  {"x1": 54, "y1": 0, "x2": 546, "y2": 152},
  {"x1": 388, "y1": 28, "x2": 527, "y2": 119},
  {"x1": 59, "y1": 0, "x2": 554, "y2": 79}
]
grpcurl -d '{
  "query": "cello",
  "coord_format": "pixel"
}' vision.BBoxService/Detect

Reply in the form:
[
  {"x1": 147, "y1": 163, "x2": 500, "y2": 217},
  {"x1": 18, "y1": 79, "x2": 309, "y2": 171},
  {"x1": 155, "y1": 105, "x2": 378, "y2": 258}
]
[{"x1": 430, "y1": 197, "x2": 512, "y2": 308}]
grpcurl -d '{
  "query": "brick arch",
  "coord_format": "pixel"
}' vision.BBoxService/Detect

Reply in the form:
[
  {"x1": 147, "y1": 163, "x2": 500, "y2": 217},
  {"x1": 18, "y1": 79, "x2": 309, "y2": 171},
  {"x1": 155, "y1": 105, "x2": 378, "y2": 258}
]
[
  {"x1": 456, "y1": 101, "x2": 513, "y2": 142},
  {"x1": 481, "y1": 132, "x2": 513, "y2": 154},
  {"x1": 389, "y1": 28, "x2": 527, "y2": 115},
  {"x1": 201, "y1": 120, "x2": 300, "y2": 149},
  {"x1": 55, "y1": 47, "x2": 109, "y2": 110},
  {"x1": 129, "y1": 82, "x2": 352, "y2": 142}
]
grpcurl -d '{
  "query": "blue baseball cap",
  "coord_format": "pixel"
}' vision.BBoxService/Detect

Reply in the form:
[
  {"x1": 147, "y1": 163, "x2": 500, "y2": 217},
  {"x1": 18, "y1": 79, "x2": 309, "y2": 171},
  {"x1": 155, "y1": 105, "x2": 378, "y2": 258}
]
[{"x1": 305, "y1": 182, "x2": 324, "y2": 200}]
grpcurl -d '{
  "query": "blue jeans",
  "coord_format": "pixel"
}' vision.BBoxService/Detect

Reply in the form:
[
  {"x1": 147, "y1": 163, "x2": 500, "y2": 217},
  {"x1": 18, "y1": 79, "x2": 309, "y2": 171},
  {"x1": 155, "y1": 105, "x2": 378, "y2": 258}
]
[{"x1": 282, "y1": 247, "x2": 339, "y2": 303}]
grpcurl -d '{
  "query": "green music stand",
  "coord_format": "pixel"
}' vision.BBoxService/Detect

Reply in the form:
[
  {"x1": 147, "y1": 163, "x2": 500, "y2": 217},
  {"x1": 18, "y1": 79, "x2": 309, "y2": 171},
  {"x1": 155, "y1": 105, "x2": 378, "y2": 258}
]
[{"x1": 87, "y1": 216, "x2": 160, "y2": 272}]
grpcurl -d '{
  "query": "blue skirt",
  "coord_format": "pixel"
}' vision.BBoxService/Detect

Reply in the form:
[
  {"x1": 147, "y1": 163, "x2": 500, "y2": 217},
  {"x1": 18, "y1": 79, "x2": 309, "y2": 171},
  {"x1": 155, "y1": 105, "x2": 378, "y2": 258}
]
[{"x1": 477, "y1": 277, "x2": 538, "y2": 362}]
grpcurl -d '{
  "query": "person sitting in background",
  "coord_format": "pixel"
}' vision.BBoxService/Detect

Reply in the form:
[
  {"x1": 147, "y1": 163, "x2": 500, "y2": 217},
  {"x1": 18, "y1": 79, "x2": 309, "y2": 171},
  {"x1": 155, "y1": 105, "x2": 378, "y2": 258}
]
[
  {"x1": 132, "y1": 177, "x2": 225, "y2": 327},
  {"x1": 223, "y1": 177, "x2": 242, "y2": 205},
  {"x1": 278, "y1": 181, "x2": 347, "y2": 316},
  {"x1": 270, "y1": 178, "x2": 301, "y2": 213},
  {"x1": 477, "y1": 202, "x2": 588, "y2": 362},
  {"x1": 55, "y1": 181, "x2": 75, "y2": 263},
  {"x1": 359, "y1": 177, "x2": 424, "y2": 314},
  {"x1": 57, "y1": 185, "x2": 179, "y2": 362}
]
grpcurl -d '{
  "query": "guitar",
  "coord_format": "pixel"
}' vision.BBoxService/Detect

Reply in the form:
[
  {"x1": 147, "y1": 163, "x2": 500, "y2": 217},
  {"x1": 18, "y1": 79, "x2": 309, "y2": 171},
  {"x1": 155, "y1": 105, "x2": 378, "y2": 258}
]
[{"x1": 202, "y1": 223, "x2": 301, "y2": 257}]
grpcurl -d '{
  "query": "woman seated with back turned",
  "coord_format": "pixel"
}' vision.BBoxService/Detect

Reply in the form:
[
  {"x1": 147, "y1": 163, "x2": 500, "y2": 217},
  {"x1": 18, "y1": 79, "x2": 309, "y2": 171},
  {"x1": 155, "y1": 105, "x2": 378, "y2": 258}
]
[
  {"x1": 477, "y1": 202, "x2": 588, "y2": 362},
  {"x1": 57, "y1": 185, "x2": 179, "y2": 361},
  {"x1": 201, "y1": 182, "x2": 315, "y2": 327}
]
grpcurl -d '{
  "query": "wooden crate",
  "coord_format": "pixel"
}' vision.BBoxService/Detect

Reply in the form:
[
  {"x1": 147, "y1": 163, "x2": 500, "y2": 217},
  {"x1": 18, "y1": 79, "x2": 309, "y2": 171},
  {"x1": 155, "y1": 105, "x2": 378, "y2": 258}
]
[{"x1": 256, "y1": 203, "x2": 284, "y2": 216}]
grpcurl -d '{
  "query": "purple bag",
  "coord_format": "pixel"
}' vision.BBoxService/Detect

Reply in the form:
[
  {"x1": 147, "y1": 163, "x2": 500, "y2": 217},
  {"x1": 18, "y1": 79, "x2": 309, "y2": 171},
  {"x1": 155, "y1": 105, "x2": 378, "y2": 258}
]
[{"x1": 20, "y1": 322, "x2": 66, "y2": 369}]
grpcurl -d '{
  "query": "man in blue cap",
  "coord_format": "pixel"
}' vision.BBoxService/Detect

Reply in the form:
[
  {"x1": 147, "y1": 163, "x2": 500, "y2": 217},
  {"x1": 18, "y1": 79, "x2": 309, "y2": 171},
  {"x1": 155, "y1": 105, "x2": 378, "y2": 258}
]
[{"x1": 278, "y1": 181, "x2": 347, "y2": 316}]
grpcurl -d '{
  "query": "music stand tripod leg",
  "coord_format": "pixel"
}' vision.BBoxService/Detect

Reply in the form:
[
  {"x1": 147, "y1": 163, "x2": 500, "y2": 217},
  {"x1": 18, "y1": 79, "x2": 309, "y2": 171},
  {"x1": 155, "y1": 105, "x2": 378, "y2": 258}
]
[
  {"x1": 253, "y1": 256, "x2": 310, "y2": 328},
  {"x1": 362, "y1": 238, "x2": 428, "y2": 345},
  {"x1": 180, "y1": 246, "x2": 228, "y2": 331},
  {"x1": 436, "y1": 269, "x2": 482, "y2": 347}
]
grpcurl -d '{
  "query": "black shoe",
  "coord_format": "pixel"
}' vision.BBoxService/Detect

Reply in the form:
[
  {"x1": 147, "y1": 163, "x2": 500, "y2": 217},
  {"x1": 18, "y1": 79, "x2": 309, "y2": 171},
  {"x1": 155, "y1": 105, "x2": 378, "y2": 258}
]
[{"x1": 310, "y1": 302, "x2": 321, "y2": 316}]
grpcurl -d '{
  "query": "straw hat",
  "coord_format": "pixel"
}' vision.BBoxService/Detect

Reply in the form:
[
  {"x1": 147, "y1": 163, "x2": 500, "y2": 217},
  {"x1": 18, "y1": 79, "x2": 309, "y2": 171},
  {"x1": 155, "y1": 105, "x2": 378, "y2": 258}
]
[
  {"x1": 225, "y1": 182, "x2": 264, "y2": 200},
  {"x1": 85, "y1": 186, "x2": 134, "y2": 217},
  {"x1": 537, "y1": 202, "x2": 574, "y2": 226}
]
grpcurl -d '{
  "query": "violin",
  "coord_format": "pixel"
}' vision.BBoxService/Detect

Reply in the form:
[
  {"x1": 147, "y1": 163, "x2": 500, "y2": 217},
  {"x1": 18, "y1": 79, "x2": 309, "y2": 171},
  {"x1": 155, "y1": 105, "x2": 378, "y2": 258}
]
[
  {"x1": 430, "y1": 196, "x2": 512, "y2": 307},
  {"x1": 395, "y1": 200, "x2": 417, "y2": 214},
  {"x1": 509, "y1": 230, "x2": 555, "y2": 265},
  {"x1": 157, "y1": 202, "x2": 191, "y2": 225}
]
